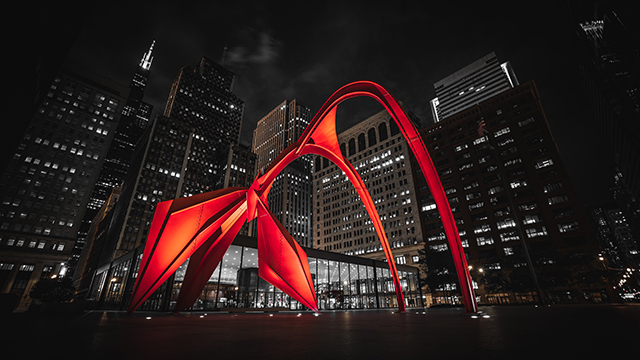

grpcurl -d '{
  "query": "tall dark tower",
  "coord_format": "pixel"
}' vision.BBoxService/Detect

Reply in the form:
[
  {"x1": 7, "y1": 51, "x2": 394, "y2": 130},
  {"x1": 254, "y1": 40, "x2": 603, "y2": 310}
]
[
  {"x1": 572, "y1": 1, "x2": 640, "y2": 272},
  {"x1": 0, "y1": 65, "x2": 126, "y2": 311},
  {"x1": 71, "y1": 42, "x2": 155, "y2": 271},
  {"x1": 164, "y1": 56, "x2": 245, "y2": 196}
]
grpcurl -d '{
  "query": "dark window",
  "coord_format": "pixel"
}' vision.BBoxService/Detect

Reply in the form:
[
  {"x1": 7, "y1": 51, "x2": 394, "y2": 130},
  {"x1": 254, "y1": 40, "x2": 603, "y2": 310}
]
[
  {"x1": 379, "y1": 123, "x2": 388, "y2": 141},
  {"x1": 348, "y1": 139, "x2": 356, "y2": 156},
  {"x1": 357, "y1": 134, "x2": 366, "y2": 152},
  {"x1": 11, "y1": 264, "x2": 34, "y2": 290},
  {"x1": 368, "y1": 128, "x2": 377, "y2": 147}
]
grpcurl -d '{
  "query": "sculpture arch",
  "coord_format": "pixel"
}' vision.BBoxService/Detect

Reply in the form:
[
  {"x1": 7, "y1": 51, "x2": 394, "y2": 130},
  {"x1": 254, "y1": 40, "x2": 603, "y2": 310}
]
[{"x1": 127, "y1": 81, "x2": 478, "y2": 315}]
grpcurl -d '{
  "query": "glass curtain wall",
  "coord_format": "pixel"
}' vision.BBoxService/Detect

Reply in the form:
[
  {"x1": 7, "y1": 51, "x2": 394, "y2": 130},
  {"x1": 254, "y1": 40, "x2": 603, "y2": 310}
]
[{"x1": 157, "y1": 245, "x2": 422, "y2": 311}]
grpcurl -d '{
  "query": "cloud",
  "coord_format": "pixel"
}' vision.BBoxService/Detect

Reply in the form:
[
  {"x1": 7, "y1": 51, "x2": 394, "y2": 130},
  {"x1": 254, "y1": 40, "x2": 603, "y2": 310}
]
[{"x1": 226, "y1": 29, "x2": 283, "y2": 64}]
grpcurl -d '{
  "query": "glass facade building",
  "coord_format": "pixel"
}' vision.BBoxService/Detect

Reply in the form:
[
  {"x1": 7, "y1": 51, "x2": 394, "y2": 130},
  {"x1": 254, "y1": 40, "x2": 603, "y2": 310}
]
[{"x1": 89, "y1": 235, "x2": 422, "y2": 311}]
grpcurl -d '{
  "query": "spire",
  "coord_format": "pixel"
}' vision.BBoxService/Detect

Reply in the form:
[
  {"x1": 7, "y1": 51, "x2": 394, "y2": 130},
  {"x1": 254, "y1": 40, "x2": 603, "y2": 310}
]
[
  {"x1": 220, "y1": 43, "x2": 228, "y2": 66},
  {"x1": 140, "y1": 40, "x2": 155, "y2": 71}
]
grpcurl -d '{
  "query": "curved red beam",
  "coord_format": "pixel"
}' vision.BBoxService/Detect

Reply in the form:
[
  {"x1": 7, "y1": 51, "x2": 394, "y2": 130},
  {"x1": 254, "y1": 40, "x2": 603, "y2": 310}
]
[
  {"x1": 252, "y1": 107, "x2": 407, "y2": 310},
  {"x1": 295, "y1": 81, "x2": 477, "y2": 313}
]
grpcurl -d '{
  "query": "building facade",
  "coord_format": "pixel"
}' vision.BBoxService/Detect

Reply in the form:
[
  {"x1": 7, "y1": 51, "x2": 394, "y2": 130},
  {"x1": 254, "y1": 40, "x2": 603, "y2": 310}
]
[
  {"x1": 416, "y1": 80, "x2": 604, "y2": 304},
  {"x1": 76, "y1": 58, "x2": 246, "y2": 303},
  {"x1": 312, "y1": 110, "x2": 424, "y2": 269},
  {"x1": 252, "y1": 99, "x2": 313, "y2": 246},
  {"x1": 164, "y1": 57, "x2": 245, "y2": 197},
  {"x1": 216, "y1": 143, "x2": 257, "y2": 189},
  {"x1": 216, "y1": 143, "x2": 257, "y2": 236},
  {"x1": 574, "y1": 1, "x2": 640, "y2": 271},
  {"x1": 0, "y1": 66, "x2": 126, "y2": 310},
  {"x1": 73, "y1": 41, "x2": 155, "y2": 272},
  {"x1": 72, "y1": 184, "x2": 122, "y2": 295},
  {"x1": 87, "y1": 235, "x2": 422, "y2": 312},
  {"x1": 430, "y1": 52, "x2": 518, "y2": 123}
]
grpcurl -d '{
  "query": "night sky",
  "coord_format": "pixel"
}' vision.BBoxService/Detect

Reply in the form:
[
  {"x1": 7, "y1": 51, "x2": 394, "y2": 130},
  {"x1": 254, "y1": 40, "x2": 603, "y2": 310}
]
[{"x1": 36, "y1": 1, "x2": 616, "y2": 206}]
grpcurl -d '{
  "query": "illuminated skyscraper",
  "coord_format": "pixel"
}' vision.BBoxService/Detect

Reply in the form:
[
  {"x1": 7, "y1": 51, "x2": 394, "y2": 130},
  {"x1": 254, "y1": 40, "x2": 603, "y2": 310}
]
[
  {"x1": 252, "y1": 100, "x2": 313, "y2": 246},
  {"x1": 430, "y1": 52, "x2": 518, "y2": 123}
]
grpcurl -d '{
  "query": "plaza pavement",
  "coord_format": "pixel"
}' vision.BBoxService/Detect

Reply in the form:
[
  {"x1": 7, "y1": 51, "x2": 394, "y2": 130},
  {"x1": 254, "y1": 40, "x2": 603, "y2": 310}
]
[{"x1": 2, "y1": 304, "x2": 639, "y2": 359}]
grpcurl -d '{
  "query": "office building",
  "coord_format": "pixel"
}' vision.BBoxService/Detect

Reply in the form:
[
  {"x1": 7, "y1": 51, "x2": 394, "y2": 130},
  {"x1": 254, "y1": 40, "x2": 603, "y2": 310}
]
[
  {"x1": 312, "y1": 109, "x2": 424, "y2": 268},
  {"x1": 589, "y1": 203, "x2": 639, "y2": 290},
  {"x1": 91, "y1": 55, "x2": 245, "y2": 261},
  {"x1": 430, "y1": 52, "x2": 518, "y2": 123},
  {"x1": 416, "y1": 80, "x2": 603, "y2": 304},
  {"x1": 72, "y1": 184, "x2": 122, "y2": 296},
  {"x1": 165, "y1": 56, "x2": 245, "y2": 196},
  {"x1": 78, "y1": 57, "x2": 245, "y2": 305},
  {"x1": 72, "y1": 41, "x2": 155, "y2": 272},
  {"x1": 573, "y1": 1, "x2": 640, "y2": 266},
  {"x1": 87, "y1": 234, "x2": 422, "y2": 311},
  {"x1": 216, "y1": 143, "x2": 257, "y2": 189},
  {"x1": 215, "y1": 143, "x2": 257, "y2": 236},
  {"x1": 0, "y1": 65, "x2": 126, "y2": 310},
  {"x1": 252, "y1": 100, "x2": 313, "y2": 246}
]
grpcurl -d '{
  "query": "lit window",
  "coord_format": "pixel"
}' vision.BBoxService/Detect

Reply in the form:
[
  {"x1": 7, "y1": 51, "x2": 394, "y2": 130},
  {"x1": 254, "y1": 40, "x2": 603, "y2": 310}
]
[
  {"x1": 535, "y1": 159, "x2": 553, "y2": 169},
  {"x1": 476, "y1": 236, "x2": 494, "y2": 246}
]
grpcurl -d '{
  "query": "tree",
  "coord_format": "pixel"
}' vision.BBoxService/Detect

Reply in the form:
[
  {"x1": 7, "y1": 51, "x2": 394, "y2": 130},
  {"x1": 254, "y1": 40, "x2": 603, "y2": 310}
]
[
  {"x1": 29, "y1": 277, "x2": 76, "y2": 303},
  {"x1": 418, "y1": 245, "x2": 460, "y2": 303}
]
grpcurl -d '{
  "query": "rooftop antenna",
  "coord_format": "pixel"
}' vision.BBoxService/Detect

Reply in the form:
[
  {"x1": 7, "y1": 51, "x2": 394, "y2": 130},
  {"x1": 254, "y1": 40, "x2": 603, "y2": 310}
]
[{"x1": 220, "y1": 42, "x2": 228, "y2": 66}]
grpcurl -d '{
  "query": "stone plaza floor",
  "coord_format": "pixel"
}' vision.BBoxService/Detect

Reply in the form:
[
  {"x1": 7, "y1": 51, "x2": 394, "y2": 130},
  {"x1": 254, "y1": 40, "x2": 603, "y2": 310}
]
[{"x1": 3, "y1": 304, "x2": 639, "y2": 359}]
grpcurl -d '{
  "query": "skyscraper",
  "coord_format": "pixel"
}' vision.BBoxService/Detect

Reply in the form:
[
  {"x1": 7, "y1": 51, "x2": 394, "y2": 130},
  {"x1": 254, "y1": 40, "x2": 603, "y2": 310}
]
[
  {"x1": 252, "y1": 99, "x2": 313, "y2": 246},
  {"x1": 72, "y1": 42, "x2": 155, "y2": 272},
  {"x1": 77, "y1": 58, "x2": 245, "y2": 308},
  {"x1": 165, "y1": 57, "x2": 245, "y2": 196},
  {"x1": 216, "y1": 143, "x2": 257, "y2": 189},
  {"x1": 417, "y1": 80, "x2": 603, "y2": 304},
  {"x1": 430, "y1": 52, "x2": 519, "y2": 123},
  {"x1": 0, "y1": 65, "x2": 126, "y2": 310},
  {"x1": 573, "y1": 1, "x2": 640, "y2": 269}
]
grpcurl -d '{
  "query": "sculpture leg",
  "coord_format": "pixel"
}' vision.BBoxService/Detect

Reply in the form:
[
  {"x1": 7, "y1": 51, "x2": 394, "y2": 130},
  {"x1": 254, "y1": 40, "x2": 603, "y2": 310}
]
[
  {"x1": 256, "y1": 198, "x2": 318, "y2": 312},
  {"x1": 174, "y1": 205, "x2": 247, "y2": 312},
  {"x1": 127, "y1": 188, "x2": 247, "y2": 314}
]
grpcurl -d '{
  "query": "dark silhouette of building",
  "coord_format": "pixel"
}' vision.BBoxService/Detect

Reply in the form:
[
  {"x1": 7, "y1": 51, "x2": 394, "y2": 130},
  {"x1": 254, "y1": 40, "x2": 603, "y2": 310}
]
[
  {"x1": 72, "y1": 184, "x2": 122, "y2": 296},
  {"x1": 216, "y1": 143, "x2": 257, "y2": 189},
  {"x1": 416, "y1": 80, "x2": 605, "y2": 304},
  {"x1": 78, "y1": 57, "x2": 246, "y2": 310},
  {"x1": 571, "y1": 1, "x2": 640, "y2": 277},
  {"x1": 0, "y1": 65, "x2": 127, "y2": 310},
  {"x1": 72, "y1": 41, "x2": 156, "y2": 273},
  {"x1": 165, "y1": 57, "x2": 245, "y2": 197}
]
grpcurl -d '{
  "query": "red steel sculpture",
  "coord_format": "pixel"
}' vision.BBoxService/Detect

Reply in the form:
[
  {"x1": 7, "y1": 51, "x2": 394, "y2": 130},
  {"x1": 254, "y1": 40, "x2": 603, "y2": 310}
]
[{"x1": 127, "y1": 81, "x2": 478, "y2": 315}]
